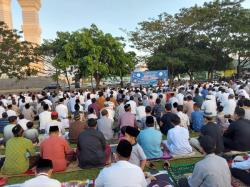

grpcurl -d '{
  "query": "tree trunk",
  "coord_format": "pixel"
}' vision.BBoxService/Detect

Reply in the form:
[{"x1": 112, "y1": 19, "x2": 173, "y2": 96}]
[
  {"x1": 187, "y1": 71, "x2": 193, "y2": 81},
  {"x1": 120, "y1": 70, "x2": 124, "y2": 87},
  {"x1": 90, "y1": 74, "x2": 94, "y2": 90},
  {"x1": 64, "y1": 70, "x2": 70, "y2": 91},
  {"x1": 93, "y1": 72, "x2": 102, "y2": 89}
]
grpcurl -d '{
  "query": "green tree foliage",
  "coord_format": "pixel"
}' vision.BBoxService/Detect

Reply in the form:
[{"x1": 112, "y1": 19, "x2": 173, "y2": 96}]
[
  {"x1": 0, "y1": 22, "x2": 40, "y2": 79},
  {"x1": 40, "y1": 24, "x2": 135, "y2": 88},
  {"x1": 130, "y1": 0, "x2": 249, "y2": 80}
]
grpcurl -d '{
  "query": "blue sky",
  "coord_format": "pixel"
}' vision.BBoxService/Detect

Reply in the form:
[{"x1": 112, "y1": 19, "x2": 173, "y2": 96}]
[{"x1": 12, "y1": 0, "x2": 250, "y2": 42}]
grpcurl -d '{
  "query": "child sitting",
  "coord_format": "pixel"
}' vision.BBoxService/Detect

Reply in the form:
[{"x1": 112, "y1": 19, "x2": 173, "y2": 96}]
[
  {"x1": 125, "y1": 126, "x2": 147, "y2": 170},
  {"x1": 24, "y1": 121, "x2": 39, "y2": 144}
]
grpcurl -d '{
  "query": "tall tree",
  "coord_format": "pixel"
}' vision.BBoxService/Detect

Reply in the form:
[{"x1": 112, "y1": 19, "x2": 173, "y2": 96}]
[{"x1": 0, "y1": 22, "x2": 40, "y2": 79}]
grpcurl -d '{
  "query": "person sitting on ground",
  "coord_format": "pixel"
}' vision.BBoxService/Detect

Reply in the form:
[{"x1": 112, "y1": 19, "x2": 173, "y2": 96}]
[
  {"x1": 39, "y1": 104, "x2": 51, "y2": 134},
  {"x1": 0, "y1": 112, "x2": 8, "y2": 133},
  {"x1": 178, "y1": 135, "x2": 231, "y2": 187},
  {"x1": 22, "y1": 158, "x2": 61, "y2": 187},
  {"x1": 6, "y1": 104, "x2": 17, "y2": 117},
  {"x1": 141, "y1": 106, "x2": 158, "y2": 130},
  {"x1": 3, "y1": 116, "x2": 17, "y2": 143},
  {"x1": 230, "y1": 153, "x2": 250, "y2": 185},
  {"x1": 118, "y1": 103, "x2": 137, "y2": 131},
  {"x1": 40, "y1": 126, "x2": 74, "y2": 172},
  {"x1": 176, "y1": 105, "x2": 190, "y2": 129},
  {"x1": 18, "y1": 114, "x2": 30, "y2": 131},
  {"x1": 243, "y1": 99, "x2": 250, "y2": 120},
  {"x1": 152, "y1": 98, "x2": 165, "y2": 124},
  {"x1": 164, "y1": 115, "x2": 192, "y2": 156},
  {"x1": 160, "y1": 104, "x2": 177, "y2": 135},
  {"x1": 171, "y1": 102, "x2": 178, "y2": 114},
  {"x1": 68, "y1": 113, "x2": 86, "y2": 144},
  {"x1": 97, "y1": 109, "x2": 114, "y2": 141},
  {"x1": 87, "y1": 107, "x2": 98, "y2": 119},
  {"x1": 22, "y1": 103, "x2": 35, "y2": 121},
  {"x1": 88, "y1": 98, "x2": 101, "y2": 117},
  {"x1": 24, "y1": 121, "x2": 39, "y2": 144},
  {"x1": 193, "y1": 88, "x2": 204, "y2": 108},
  {"x1": 191, "y1": 103, "x2": 204, "y2": 132},
  {"x1": 45, "y1": 112, "x2": 65, "y2": 136},
  {"x1": 138, "y1": 116, "x2": 163, "y2": 159},
  {"x1": 95, "y1": 140, "x2": 147, "y2": 187},
  {"x1": 125, "y1": 126, "x2": 147, "y2": 170},
  {"x1": 183, "y1": 95, "x2": 194, "y2": 120},
  {"x1": 190, "y1": 112, "x2": 224, "y2": 155},
  {"x1": 77, "y1": 118, "x2": 107, "y2": 168},
  {"x1": 1, "y1": 124, "x2": 36, "y2": 175},
  {"x1": 224, "y1": 107, "x2": 250, "y2": 151},
  {"x1": 216, "y1": 105, "x2": 229, "y2": 132}
]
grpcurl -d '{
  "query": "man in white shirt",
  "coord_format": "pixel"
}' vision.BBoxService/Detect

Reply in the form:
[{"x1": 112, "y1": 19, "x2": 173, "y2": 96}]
[
  {"x1": 201, "y1": 95, "x2": 217, "y2": 116},
  {"x1": 126, "y1": 96, "x2": 137, "y2": 115},
  {"x1": 55, "y1": 98, "x2": 68, "y2": 119},
  {"x1": 6, "y1": 105, "x2": 17, "y2": 117},
  {"x1": 95, "y1": 140, "x2": 147, "y2": 187},
  {"x1": 84, "y1": 93, "x2": 92, "y2": 113},
  {"x1": 22, "y1": 158, "x2": 61, "y2": 187},
  {"x1": 45, "y1": 112, "x2": 65, "y2": 136},
  {"x1": 164, "y1": 115, "x2": 192, "y2": 156},
  {"x1": 176, "y1": 89, "x2": 184, "y2": 105},
  {"x1": 176, "y1": 105, "x2": 190, "y2": 129},
  {"x1": 17, "y1": 114, "x2": 29, "y2": 131},
  {"x1": 223, "y1": 94, "x2": 236, "y2": 116},
  {"x1": 97, "y1": 109, "x2": 114, "y2": 141},
  {"x1": 136, "y1": 101, "x2": 146, "y2": 121},
  {"x1": 39, "y1": 104, "x2": 52, "y2": 132}
]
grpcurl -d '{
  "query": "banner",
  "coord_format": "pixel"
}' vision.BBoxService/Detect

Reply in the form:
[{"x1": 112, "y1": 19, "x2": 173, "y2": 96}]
[{"x1": 131, "y1": 70, "x2": 168, "y2": 86}]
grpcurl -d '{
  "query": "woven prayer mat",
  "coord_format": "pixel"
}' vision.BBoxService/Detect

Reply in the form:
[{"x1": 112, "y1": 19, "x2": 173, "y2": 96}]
[{"x1": 167, "y1": 157, "x2": 202, "y2": 185}]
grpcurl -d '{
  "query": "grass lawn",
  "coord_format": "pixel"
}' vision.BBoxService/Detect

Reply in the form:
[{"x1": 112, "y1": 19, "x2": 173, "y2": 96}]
[{"x1": 6, "y1": 158, "x2": 203, "y2": 185}]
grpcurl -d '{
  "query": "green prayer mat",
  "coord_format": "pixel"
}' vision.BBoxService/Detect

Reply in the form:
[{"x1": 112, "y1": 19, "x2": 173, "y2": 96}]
[{"x1": 167, "y1": 157, "x2": 202, "y2": 185}]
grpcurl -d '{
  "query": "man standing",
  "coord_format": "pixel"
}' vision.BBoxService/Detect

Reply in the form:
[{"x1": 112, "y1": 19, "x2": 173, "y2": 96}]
[
  {"x1": 95, "y1": 140, "x2": 147, "y2": 187},
  {"x1": 77, "y1": 118, "x2": 106, "y2": 168}
]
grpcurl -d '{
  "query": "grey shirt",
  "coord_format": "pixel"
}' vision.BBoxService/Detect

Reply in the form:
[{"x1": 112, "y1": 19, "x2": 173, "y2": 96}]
[
  {"x1": 24, "y1": 129, "x2": 39, "y2": 142},
  {"x1": 97, "y1": 117, "x2": 114, "y2": 141},
  {"x1": 129, "y1": 143, "x2": 147, "y2": 167},
  {"x1": 188, "y1": 154, "x2": 231, "y2": 187}
]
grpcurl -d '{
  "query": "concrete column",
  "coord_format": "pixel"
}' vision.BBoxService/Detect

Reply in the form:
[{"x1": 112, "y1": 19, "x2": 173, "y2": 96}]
[
  {"x1": 18, "y1": 0, "x2": 41, "y2": 44},
  {"x1": 0, "y1": 0, "x2": 12, "y2": 28}
]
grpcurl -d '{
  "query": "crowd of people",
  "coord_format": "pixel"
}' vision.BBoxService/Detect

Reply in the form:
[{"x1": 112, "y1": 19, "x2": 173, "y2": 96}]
[{"x1": 0, "y1": 79, "x2": 250, "y2": 186}]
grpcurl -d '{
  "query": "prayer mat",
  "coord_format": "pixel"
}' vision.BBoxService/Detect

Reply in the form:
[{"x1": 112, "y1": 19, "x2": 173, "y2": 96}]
[
  {"x1": 167, "y1": 157, "x2": 202, "y2": 185},
  {"x1": 148, "y1": 171, "x2": 175, "y2": 187},
  {"x1": 171, "y1": 150, "x2": 203, "y2": 159},
  {"x1": 148, "y1": 151, "x2": 173, "y2": 161}
]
